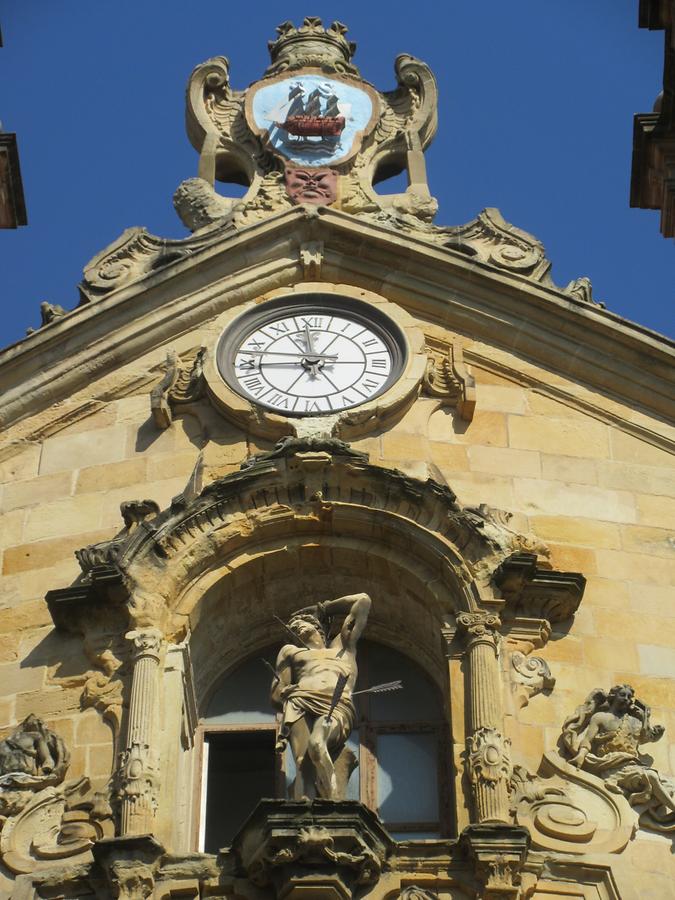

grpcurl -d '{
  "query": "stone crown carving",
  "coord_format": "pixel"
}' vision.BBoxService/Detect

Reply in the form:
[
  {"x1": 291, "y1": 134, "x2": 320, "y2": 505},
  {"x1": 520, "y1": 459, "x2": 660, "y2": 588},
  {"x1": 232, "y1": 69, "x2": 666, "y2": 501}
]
[{"x1": 266, "y1": 18, "x2": 358, "y2": 76}]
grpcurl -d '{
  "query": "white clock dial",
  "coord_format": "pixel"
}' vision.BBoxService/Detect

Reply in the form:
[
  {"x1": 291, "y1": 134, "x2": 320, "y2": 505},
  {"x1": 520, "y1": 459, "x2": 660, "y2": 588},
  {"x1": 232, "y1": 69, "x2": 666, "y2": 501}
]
[{"x1": 218, "y1": 297, "x2": 405, "y2": 417}]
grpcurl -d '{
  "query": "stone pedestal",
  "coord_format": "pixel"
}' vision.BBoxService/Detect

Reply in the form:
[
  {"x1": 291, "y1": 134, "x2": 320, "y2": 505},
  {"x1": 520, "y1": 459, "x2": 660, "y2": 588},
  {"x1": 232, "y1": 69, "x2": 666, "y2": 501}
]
[
  {"x1": 461, "y1": 824, "x2": 530, "y2": 900},
  {"x1": 231, "y1": 800, "x2": 394, "y2": 900},
  {"x1": 92, "y1": 834, "x2": 164, "y2": 900}
]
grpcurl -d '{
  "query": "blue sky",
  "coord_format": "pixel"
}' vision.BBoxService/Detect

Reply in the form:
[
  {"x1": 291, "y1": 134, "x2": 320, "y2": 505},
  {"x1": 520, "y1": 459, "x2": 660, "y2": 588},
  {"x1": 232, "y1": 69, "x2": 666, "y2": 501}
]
[{"x1": 1, "y1": 1, "x2": 672, "y2": 349}]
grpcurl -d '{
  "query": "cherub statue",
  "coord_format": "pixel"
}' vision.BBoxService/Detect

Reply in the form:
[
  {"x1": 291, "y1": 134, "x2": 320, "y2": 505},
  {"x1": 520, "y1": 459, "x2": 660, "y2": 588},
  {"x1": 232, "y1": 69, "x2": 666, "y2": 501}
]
[
  {"x1": 561, "y1": 684, "x2": 675, "y2": 833},
  {"x1": 0, "y1": 715, "x2": 69, "y2": 789},
  {"x1": 271, "y1": 593, "x2": 371, "y2": 801}
]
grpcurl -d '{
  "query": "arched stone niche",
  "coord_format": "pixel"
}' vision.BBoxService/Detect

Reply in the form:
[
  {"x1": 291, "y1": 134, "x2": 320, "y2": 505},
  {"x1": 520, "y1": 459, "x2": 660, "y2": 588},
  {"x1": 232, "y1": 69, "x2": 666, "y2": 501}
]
[
  {"x1": 183, "y1": 522, "x2": 465, "y2": 709},
  {"x1": 45, "y1": 437, "x2": 585, "y2": 861}
]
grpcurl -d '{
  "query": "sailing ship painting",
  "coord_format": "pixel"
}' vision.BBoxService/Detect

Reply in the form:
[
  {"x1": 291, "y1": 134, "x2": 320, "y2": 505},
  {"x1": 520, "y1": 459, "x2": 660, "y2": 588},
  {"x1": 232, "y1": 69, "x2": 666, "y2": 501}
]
[{"x1": 249, "y1": 74, "x2": 375, "y2": 166}]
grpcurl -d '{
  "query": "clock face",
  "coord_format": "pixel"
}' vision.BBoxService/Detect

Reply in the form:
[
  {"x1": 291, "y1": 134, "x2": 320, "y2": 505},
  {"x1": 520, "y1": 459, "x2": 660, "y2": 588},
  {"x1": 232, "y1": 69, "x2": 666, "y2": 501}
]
[{"x1": 217, "y1": 295, "x2": 406, "y2": 417}]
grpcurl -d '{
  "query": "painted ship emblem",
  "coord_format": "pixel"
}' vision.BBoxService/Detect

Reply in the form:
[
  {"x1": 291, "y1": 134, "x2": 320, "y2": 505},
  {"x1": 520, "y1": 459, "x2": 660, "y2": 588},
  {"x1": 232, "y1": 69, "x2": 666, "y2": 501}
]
[
  {"x1": 249, "y1": 74, "x2": 377, "y2": 166},
  {"x1": 274, "y1": 82, "x2": 345, "y2": 150}
]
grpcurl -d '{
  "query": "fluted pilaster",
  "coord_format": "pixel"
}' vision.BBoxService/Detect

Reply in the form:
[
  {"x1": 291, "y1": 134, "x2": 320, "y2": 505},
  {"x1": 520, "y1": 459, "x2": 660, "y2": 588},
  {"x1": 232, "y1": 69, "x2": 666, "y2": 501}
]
[
  {"x1": 118, "y1": 628, "x2": 163, "y2": 835},
  {"x1": 457, "y1": 612, "x2": 511, "y2": 824}
]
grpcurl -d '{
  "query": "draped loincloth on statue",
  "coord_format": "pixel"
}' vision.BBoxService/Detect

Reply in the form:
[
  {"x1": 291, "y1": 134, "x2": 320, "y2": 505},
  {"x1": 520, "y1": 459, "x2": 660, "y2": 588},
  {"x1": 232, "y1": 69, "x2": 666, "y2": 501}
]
[{"x1": 281, "y1": 688, "x2": 356, "y2": 746}]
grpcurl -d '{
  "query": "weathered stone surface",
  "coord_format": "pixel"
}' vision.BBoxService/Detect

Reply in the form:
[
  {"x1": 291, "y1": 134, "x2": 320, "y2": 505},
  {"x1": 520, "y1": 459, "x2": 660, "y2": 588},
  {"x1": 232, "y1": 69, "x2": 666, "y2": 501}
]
[{"x1": 0, "y1": 16, "x2": 674, "y2": 900}]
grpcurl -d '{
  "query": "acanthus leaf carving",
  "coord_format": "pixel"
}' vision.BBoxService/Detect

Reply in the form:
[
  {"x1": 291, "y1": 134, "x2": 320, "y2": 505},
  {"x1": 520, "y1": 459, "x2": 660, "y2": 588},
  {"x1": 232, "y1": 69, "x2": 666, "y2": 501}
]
[
  {"x1": 460, "y1": 824, "x2": 530, "y2": 900},
  {"x1": 468, "y1": 727, "x2": 512, "y2": 789},
  {"x1": 79, "y1": 224, "x2": 229, "y2": 301},
  {"x1": 399, "y1": 888, "x2": 439, "y2": 900},
  {"x1": 92, "y1": 835, "x2": 164, "y2": 900},
  {"x1": 115, "y1": 741, "x2": 158, "y2": 815},
  {"x1": 233, "y1": 799, "x2": 393, "y2": 896}
]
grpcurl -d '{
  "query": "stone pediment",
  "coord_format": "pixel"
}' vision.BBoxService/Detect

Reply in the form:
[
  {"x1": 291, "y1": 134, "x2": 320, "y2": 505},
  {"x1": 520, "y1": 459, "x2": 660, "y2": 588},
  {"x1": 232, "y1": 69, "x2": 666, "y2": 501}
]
[{"x1": 1, "y1": 206, "x2": 673, "y2": 450}]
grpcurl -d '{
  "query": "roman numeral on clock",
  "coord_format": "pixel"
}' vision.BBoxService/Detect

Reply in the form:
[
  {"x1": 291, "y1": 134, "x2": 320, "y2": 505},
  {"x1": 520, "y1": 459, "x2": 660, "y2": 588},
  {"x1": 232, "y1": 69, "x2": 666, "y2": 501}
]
[
  {"x1": 267, "y1": 392, "x2": 290, "y2": 409},
  {"x1": 241, "y1": 375, "x2": 266, "y2": 396}
]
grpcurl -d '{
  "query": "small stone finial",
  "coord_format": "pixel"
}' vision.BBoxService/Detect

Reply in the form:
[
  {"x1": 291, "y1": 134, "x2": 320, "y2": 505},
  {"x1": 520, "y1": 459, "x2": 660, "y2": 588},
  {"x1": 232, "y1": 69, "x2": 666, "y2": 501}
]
[{"x1": 266, "y1": 17, "x2": 359, "y2": 76}]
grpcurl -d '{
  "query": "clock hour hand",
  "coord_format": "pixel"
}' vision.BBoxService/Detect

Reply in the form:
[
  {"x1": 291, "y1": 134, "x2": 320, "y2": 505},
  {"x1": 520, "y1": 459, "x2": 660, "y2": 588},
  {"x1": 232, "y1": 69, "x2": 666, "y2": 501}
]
[{"x1": 304, "y1": 324, "x2": 314, "y2": 355}]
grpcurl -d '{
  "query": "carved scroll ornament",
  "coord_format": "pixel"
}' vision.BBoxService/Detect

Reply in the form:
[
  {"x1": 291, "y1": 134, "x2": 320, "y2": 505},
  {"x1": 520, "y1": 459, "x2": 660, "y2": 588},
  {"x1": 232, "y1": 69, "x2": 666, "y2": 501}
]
[{"x1": 510, "y1": 651, "x2": 555, "y2": 708}]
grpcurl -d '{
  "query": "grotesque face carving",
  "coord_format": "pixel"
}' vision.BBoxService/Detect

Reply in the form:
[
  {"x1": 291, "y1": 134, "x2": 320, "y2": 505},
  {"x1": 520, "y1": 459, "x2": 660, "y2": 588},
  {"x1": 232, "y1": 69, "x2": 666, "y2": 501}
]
[{"x1": 284, "y1": 167, "x2": 338, "y2": 206}]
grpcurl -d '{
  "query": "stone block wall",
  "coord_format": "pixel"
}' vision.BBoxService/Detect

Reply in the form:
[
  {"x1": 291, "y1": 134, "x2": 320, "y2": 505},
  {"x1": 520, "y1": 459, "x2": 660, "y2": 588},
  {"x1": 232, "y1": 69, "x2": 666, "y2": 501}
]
[{"x1": 0, "y1": 316, "x2": 673, "y2": 892}]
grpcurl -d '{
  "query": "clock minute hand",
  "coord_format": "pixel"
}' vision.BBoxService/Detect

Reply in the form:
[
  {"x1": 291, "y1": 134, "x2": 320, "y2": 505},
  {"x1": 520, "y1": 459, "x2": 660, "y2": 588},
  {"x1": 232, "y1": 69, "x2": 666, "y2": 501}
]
[{"x1": 247, "y1": 350, "x2": 338, "y2": 361}]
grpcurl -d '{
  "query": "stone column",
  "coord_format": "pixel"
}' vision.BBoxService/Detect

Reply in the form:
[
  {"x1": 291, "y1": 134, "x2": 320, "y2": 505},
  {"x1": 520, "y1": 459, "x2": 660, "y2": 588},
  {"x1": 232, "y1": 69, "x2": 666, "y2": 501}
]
[
  {"x1": 457, "y1": 612, "x2": 511, "y2": 824},
  {"x1": 118, "y1": 628, "x2": 163, "y2": 836}
]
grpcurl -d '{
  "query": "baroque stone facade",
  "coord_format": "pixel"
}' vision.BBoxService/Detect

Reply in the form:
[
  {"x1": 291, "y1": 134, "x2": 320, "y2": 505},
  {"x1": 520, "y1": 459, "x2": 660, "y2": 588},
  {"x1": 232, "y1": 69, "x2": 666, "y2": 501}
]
[{"x1": 0, "y1": 18, "x2": 673, "y2": 900}]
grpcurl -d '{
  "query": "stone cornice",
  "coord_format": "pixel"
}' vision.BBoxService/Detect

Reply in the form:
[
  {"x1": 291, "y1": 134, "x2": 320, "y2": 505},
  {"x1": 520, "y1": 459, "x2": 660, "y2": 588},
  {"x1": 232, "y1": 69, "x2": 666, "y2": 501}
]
[{"x1": 1, "y1": 208, "x2": 673, "y2": 434}]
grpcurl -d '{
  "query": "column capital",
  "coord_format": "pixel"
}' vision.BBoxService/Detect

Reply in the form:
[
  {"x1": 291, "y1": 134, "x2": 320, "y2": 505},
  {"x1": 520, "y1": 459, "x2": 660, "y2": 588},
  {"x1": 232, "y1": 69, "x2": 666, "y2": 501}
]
[
  {"x1": 456, "y1": 611, "x2": 501, "y2": 648},
  {"x1": 126, "y1": 628, "x2": 164, "y2": 663}
]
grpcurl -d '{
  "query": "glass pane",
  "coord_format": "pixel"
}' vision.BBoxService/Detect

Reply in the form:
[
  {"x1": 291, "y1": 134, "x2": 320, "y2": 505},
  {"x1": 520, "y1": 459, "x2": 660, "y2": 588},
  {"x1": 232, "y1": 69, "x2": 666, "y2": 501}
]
[
  {"x1": 285, "y1": 733, "x2": 360, "y2": 799},
  {"x1": 204, "y1": 653, "x2": 277, "y2": 723},
  {"x1": 377, "y1": 732, "x2": 438, "y2": 824},
  {"x1": 204, "y1": 730, "x2": 276, "y2": 851},
  {"x1": 363, "y1": 643, "x2": 440, "y2": 722}
]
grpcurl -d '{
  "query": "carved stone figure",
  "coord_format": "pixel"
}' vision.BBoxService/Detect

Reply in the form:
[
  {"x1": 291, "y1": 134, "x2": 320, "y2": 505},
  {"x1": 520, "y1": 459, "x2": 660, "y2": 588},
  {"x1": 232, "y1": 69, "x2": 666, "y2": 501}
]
[
  {"x1": 0, "y1": 715, "x2": 69, "y2": 789},
  {"x1": 271, "y1": 593, "x2": 371, "y2": 800},
  {"x1": 284, "y1": 166, "x2": 338, "y2": 206},
  {"x1": 561, "y1": 684, "x2": 675, "y2": 832}
]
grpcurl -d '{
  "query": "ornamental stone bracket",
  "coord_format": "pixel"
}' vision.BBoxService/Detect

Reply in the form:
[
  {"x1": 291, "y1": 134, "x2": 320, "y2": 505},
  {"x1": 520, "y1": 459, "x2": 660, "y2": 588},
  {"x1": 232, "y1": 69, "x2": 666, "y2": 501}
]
[
  {"x1": 151, "y1": 348, "x2": 207, "y2": 430},
  {"x1": 494, "y1": 551, "x2": 586, "y2": 645},
  {"x1": 422, "y1": 336, "x2": 476, "y2": 423},
  {"x1": 232, "y1": 799, "x2": 394, "y2": 900}
]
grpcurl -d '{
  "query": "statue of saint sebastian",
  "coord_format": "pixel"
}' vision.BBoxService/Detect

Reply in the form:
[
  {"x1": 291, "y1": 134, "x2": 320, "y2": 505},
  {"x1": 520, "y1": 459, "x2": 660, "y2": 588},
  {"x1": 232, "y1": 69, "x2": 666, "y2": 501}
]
[{"x1": 271, "y1": 593, "x2": 371, "y2": 800}]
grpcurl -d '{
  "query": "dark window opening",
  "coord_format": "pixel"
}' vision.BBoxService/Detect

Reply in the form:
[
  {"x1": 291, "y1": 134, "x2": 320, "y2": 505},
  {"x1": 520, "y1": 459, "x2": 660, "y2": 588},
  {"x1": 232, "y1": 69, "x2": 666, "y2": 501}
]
[{"x1": 203, "y1": 729, "x2": 277, "y2": 852}]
